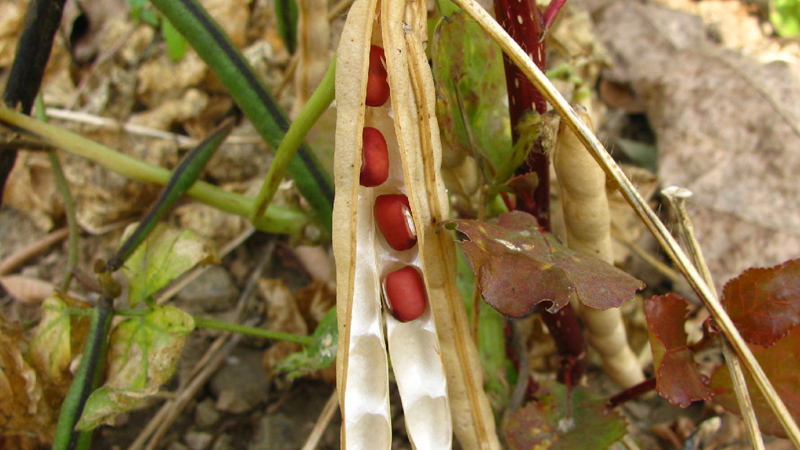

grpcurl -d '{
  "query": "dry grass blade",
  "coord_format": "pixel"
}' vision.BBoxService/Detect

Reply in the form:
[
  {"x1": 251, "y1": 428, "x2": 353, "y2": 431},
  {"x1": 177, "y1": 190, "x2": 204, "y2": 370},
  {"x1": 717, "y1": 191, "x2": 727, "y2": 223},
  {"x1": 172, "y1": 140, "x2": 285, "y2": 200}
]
[
  {"x1": 663, "y1": 188, "x2": 765, "y2": 450},
  {"x1": 300, "y1": 391, "x2": 339, "y2": 450},
  {"x1": 449, "y1": 0, "x2": 800, "y2": 444}
]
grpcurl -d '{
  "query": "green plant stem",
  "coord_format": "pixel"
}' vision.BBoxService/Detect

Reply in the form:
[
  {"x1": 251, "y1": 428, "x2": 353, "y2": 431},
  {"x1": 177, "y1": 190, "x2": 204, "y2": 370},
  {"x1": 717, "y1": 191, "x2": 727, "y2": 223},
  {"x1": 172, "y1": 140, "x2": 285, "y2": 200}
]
[
  {"x1": 150, "y1": 0, "x2": 334, "y2": 234},
  {"x1": 52, "y1": 299, "x2": 113, "y2": 450},
  {"x1": 35, "y1": 95, "x2": 79, "y2": 292},
  {"x1": 107, "y1": 120, "x2": 233, "y2": 272},
  {"x1": 193, "y1": 317, "x2": 314, "y2": 345},
  {"x1": 89, "y1": 309, "x2": 314, "y2": 345},
  {"x1": 251, "y1": 56, "x2": 336, "y2": 223},
  {"x1": 0, "y1": 105, "x2": 312, "y2": 235},
  {"x1": 48, "y1": 151, "x2": 79, "y2": 291}
]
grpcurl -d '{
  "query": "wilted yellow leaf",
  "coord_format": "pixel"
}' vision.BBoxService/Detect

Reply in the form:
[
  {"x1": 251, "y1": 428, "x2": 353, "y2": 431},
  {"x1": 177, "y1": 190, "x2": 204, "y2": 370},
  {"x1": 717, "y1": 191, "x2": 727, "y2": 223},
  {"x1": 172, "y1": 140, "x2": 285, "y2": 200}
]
[
  {"x1": 76, "y1": 305, "x2": 194, "y2": 430},
  {"x1": 27, "y1": 296, "x2": 72, "y2": 392},
  {"x1": 121, "y1": 222, "x2": 218, "y2": 307}
]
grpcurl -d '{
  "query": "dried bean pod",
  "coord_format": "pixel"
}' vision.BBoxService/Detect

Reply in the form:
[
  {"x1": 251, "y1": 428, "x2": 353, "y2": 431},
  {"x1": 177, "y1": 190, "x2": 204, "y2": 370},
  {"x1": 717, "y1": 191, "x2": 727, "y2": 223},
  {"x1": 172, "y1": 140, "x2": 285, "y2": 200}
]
[
  {"x1": 334, "y1": 1, "x2": 391, "y2": 448},
  {"x1": 553, "y1": 108, "x2": 644, "y2": 388},
  {"x1": 381, "y1": 3, "x2": 500, "y2": 448},
  {"x1": 334, "y1": 0, "x2": 454, "y2": 449}
]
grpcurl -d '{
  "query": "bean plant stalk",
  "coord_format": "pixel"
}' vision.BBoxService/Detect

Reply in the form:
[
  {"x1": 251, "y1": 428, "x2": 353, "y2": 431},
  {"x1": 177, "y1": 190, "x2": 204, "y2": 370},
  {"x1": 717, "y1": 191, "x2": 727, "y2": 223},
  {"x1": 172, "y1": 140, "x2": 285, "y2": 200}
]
[
  {"x1": 450, "y1": 0, "x2": 800, "y2": 442},
  {"x1": 493, "y1": 0, "x2": 588, "y2": 386}
]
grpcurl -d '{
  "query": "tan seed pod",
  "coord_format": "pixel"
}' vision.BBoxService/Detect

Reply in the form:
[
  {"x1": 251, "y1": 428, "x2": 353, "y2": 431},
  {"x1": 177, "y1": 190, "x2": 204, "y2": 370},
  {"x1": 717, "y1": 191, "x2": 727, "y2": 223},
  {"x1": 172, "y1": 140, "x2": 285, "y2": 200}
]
[
  {"x1": 333, "y1": 0, "x2": 500, "y2": 448},
  {"x1": 553, "y1": 107, "x2": 644, "y2": 388}
]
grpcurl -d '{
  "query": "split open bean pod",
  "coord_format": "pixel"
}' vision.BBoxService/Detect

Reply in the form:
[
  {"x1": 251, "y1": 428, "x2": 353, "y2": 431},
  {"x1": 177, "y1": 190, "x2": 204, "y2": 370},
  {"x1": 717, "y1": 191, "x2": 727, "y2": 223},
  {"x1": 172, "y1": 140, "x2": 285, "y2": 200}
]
[{"x1": 333, "y1": 0, "x2": 501, "y2": 449}]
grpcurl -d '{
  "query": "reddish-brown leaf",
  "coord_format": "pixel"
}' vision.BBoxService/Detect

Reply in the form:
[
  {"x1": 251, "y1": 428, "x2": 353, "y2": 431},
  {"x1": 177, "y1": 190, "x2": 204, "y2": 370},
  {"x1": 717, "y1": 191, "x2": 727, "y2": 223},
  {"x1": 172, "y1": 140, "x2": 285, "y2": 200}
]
[
  {"x1": 504, "y1": 380, "x2": 627, "y2": 450},
  {"x1": 720, "y1": 258, "x2": 800, "y2": 347},
  {"x1": 447, "y1": 211, "x2": 643, "y2": 318},
  {"x1": 709, "y1": 326, "x2": 800, "y2": 438},
  {"x1": 644, "y1": 294, "x2": 713, "y2": 408}
]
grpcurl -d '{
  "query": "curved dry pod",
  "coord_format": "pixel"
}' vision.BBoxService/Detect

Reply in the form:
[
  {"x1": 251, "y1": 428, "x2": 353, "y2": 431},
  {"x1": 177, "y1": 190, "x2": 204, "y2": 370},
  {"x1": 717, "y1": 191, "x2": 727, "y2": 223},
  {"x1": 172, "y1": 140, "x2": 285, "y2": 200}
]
[{"x1": 553, "y1": 109, "x2": 644, "y2": 389}]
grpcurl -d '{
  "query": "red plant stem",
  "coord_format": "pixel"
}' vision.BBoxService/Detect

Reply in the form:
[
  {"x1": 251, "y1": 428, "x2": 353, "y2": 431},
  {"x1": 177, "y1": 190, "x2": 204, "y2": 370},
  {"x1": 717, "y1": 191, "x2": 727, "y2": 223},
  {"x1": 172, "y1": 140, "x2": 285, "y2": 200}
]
[
  {"x1": 539, "y1": 303, "x2": 587, "y2": 385},
  {"x1": 494, "y1": 0, "x2": 586, "y2": 387},
  {"x1": 493, "y1": 0, "x2": 549, "y2": 225},
  {"x1": 607, "y1": 377, "x2": 657, "y2": 409}
]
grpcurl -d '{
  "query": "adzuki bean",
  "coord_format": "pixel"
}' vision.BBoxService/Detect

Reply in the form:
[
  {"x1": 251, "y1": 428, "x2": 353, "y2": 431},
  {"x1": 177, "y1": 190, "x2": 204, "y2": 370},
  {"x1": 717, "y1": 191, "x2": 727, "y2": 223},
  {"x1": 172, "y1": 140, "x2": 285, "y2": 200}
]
[
  {"x1": 383, "y1": 266, "x2": 427, "y2": 322},
  {"x1": 365, "y1": 45, "x2": 390, "y2": 107},
  {"x1": 374, "y1": 194, "x2": 417, "y2": 251},
  {"x1": 360, "y1": 127, "x2": 390, "y2": 187}
]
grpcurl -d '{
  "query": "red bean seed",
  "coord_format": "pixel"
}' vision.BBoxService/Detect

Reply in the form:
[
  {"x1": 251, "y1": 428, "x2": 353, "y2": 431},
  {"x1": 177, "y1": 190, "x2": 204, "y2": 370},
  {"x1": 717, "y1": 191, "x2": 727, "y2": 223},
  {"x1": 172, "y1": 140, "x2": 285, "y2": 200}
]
[
  {"x1": 374, "y1": 194, "x2": 417, "y2": 251},
  {"x1": 360, "y1": 127, "x2": 389, "y2": 187},
  {"x1": 383, "y1": 266, "x2": 427, "y2": 322},
  {"x1": 366, "y1": 45, "x2": 390, "y2": 107}
]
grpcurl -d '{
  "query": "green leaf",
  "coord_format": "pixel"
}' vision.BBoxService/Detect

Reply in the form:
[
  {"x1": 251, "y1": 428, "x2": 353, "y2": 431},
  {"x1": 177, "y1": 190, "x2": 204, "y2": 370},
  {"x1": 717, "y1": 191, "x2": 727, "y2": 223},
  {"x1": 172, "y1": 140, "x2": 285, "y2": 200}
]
[
  {"x1": 161, "y1": 17, "x2": 189, "y2": 62},
  {"x1": 274, "y1": 0, "x2": 299, "y2": 54},
  {"x1": 140, "y1": 9, "x2": 160, "y2": 27},
  {"x1": 432, "y1": 13, "x2": 511, "y2": 174},
  {"x1": 614, "y1": 138, "x2": 658, "y2": 173},
  {"x1": 121, "y1": 222, "x2": 217, "y2": 307},
  {"x1": 309, "y1": 307, "x2": 337, "y2": 368},
  {"x1": 75, "y1": 386, "x2": 154, "y2": 431},
  {"x1": 275, "y1": 307, "x2": 337, "y2": 379},
  {"x1": 771, "y1": 0, "x2": 800, "y2": 37},
  {"x1": 124, "y1": 0, "x2": 149, "y2": 20},
  {"x1": 456, "y1": 247, "x2": 509, "y2": 410},
  {"x1": 504, "y1": 381, "x2": 627, "y2": 450},
  {"x1": 76, "y1": 305, "x2": 194, "y2": 430},
  {"x1": 124, "y1": 0, "x2": 148, "y2": 8},
  {"x1": 494, "y1": 111, "x2": 542, "y2": 184}
]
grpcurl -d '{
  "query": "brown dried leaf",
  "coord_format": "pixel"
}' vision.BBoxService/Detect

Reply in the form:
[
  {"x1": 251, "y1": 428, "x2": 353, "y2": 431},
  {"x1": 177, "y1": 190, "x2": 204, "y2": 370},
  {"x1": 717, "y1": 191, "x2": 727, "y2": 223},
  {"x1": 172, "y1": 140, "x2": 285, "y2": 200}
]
[
  {"x1": 720, "y1": 258, "x2": 800, "y2": 347},
  {"x1": 0, "y1": 276, "x2": 56, "y2": 304},
  {"x1": 4, "y1": 153, "x2": 62, "y2": 230},
  {"x1": 0, "y1": 324, "x2": 56, "y2": 442},
  {"x1": 0, "y1": 0, "x2": 25, "y2": 68},
  {"x1": 644, "y1": 293, "x2": 713, "y2": 407},
  {"x1": 449, "y1": 211, "x2": 644, "y2": 318}
]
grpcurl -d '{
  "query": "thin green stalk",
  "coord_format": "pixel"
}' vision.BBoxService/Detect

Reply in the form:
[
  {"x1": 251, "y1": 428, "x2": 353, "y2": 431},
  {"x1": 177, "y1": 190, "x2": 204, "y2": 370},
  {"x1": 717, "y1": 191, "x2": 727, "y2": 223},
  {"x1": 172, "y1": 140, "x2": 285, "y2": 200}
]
[
  {"x1": 251, "y1": 56, "x2": 336, "y2": 222},
  {"x1": 0, "y1": 105, "x2": 312, "y2": 236},
  {"x1": 35, "y1": 95, "x2": 79, "y2": 292},
  {"x1": 150, "y1": 0, "x2": 334, "y2": 234},
  {"x1": 105, "y1": 309, "x2": 314, "y2": 345},
  {"x1": 193, "y1": 316, "x2": 314, "y2": 346},
  {"x1": 52, "y1": 298, "x2": 113, "y2": 450}
]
